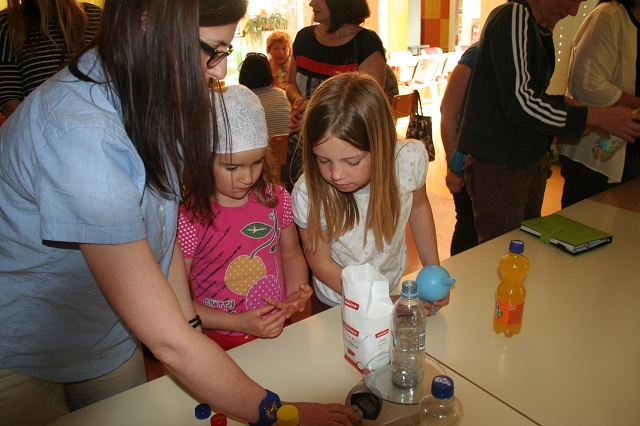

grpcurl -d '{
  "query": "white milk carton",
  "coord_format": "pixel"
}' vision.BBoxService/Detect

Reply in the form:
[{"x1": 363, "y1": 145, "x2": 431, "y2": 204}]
[{"x1": 341, "y1": 264, "x2": 393, "y2": 372}]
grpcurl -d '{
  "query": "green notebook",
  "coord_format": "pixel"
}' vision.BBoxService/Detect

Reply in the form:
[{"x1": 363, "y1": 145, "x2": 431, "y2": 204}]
[{"x1": 520, "y1": 214, "x2": 613, "y2": 255}]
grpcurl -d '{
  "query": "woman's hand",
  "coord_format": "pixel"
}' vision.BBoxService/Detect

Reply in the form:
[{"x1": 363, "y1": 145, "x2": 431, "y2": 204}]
[
  {"x1": 263, "y1": 284, "x2": 313, "y2": 318},
  {"x1": 289, "y1": 402, "x2": 361, "y2": 426},
  {"x1": 289, "y1": 98, "x2": 308, "y2": 132}
]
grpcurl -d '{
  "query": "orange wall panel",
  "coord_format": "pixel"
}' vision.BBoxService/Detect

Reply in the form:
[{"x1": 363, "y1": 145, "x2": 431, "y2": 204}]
[
  {"x1": 423, "y1": 0, "x2": 441, "y2": 19},
  {"x1": 421, "y1": 0, "x2": 451, "y2": 49},
  {"x1": 440, "y1": 0, "x2": 450, "y2": 19},
  {"x1": 422, "y1": 19, "x2": 441, "y2": 47},
  {"x1": 440, "y1": 18, "x2": 450, "y2": 48}
]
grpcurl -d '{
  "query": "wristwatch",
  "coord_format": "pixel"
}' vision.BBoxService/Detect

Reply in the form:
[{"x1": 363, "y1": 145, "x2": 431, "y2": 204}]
[{"x1": 249, "y1": 389, "x2": 281, "y2": 426}]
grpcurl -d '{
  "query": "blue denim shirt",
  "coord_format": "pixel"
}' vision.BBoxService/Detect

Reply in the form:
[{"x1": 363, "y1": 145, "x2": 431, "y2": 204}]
[{"x1": 0, "y1": 49, "x2": 179, "y2": 382}]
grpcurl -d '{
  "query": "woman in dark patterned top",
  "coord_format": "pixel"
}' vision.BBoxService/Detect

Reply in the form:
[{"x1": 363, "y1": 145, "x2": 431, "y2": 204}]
[
  {"x1": 282, "y1": 0, "x2": 386, "y2": 192},
  {"x1": 0, "y1": 0, "x2": 102, "y2": 118}
]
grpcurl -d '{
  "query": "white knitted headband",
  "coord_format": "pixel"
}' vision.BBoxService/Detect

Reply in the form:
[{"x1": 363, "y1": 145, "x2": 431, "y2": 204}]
[{"x1": 211, "y1": 84, "x2": 268, "y2": 154}]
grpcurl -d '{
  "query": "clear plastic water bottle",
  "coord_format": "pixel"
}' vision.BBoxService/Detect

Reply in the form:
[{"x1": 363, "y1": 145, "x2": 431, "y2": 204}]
[
  {"x1": 418, "y1": 375, "x2": 464, "y2": 425},
  {"x1": 391, "y1": 280, "x2": 426, "y2": 387}
]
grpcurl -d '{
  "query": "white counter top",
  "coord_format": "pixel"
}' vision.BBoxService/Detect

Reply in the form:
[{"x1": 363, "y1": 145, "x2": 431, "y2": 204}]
[
  {"x1": 50, "y1": 195, "x2": 640, "y2": 426},
  {"x1": 405, "y1": 199, "x2": 640, "y2": 425},
  {"x1": 50, "y1": 307, "x2": 535, "y2": 425}
]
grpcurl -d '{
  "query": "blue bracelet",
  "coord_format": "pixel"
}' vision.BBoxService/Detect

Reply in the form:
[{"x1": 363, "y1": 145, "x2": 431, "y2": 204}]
[{"x1": 448, "y1": 149, "x2": 467, "y2": 175}]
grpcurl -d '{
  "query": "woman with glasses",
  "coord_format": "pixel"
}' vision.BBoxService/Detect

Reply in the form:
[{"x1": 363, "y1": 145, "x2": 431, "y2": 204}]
[
  {"x1": 239, "y1": 52, "x2": 291, "y2": 138},
  {"x1": 0, "y1": 1, "x2": 359, "y2": 425}
]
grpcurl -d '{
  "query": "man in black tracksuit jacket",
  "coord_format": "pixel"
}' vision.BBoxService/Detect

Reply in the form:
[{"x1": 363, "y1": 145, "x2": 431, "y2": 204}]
[{"x1": 457, "y1": 0, "x2": 640, "y2": 243}]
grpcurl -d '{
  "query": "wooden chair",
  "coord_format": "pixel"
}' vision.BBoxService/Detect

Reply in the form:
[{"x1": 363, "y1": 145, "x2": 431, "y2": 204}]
[
  {"x1": 269, "y1": 133, "x2": 289, "y2": 183},
  {"x1": 391, "y1": 91, "x2": 417, "y2": 121}
]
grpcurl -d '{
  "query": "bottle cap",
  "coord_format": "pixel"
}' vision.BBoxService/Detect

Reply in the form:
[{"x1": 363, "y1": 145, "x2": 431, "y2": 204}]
[
  {"x1": 277, "y1": 405, "x2": 299, "y2": 426},
  {"x1": 431, "y1": 375, "x2": 454, "y2": 399},
  {"x1": 211, "y1": 413, "x2": 227, "y2": 426},
  {"x1": 509, "y1": 240, "x2": 524, "y2": 254},
  {"x1": 400, "y1": 280, "x2": 418, "y2": 298},
  {"x1": 195, "y1": 403, "x2": 212, "y2": 419}
]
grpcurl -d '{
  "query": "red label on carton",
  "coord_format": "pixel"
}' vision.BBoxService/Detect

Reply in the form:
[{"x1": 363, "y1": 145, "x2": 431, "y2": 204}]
[
  {"x1": 343, "y1": 321, "x2": 359, "y2": 337},
  {"x1": 375, "y1": 329, "x2": 389, "y2": 339},
  {"x1": 344, "y1": 298, "x2": 359, "y2": 311}
]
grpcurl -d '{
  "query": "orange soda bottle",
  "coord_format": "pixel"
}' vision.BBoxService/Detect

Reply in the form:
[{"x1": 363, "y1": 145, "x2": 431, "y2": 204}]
[{"x1": 493, "y1": 240, "x2": 529, "y2": 337}]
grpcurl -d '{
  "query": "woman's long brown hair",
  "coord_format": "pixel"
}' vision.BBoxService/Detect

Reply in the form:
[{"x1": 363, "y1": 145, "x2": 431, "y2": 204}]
[{"x1": 68, "y1": 0, "x2": 248, "y2": 221}]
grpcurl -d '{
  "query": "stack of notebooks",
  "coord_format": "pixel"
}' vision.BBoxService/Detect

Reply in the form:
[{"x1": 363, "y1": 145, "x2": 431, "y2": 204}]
[{"x1": 520, "y1": 214, "x2": 613, "y2": 255}]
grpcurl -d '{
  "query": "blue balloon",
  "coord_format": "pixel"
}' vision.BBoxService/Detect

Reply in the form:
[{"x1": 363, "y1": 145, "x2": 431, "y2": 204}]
[{"x1": 416, "y1": 265, "x2": 456, "y2": 302}]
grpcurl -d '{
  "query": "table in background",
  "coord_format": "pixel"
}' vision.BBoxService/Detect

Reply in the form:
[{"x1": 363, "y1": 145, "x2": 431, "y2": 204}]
[
  {"x1": 50, "y1": 307, "x2": 535, "y2": 426},
  {"x1": 589, "y1": 176, "x2": 640, "y2": 213},
  {"x1": 403, "y1": 198, "x2": 640, "y2": 425}
]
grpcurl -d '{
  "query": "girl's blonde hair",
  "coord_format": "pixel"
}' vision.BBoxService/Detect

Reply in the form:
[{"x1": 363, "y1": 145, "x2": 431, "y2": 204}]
[
  {"x1": 7, "y1": 0, "x2": 89, "y2": 58},
  {"x1": 301, "y1": 73, "x2": 400, "y2": 251}
]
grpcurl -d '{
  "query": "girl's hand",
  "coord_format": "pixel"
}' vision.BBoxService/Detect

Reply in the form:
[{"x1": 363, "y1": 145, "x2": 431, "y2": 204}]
[
  {"x1": 237, "y1": 305, "x2": 287, "y2": 339},
  {"x1": 420, "y1": 293, "x2": 451, "y2": 316},
  {"x1": 263, "y1": 284, "x2": 313, "y2": 319}
]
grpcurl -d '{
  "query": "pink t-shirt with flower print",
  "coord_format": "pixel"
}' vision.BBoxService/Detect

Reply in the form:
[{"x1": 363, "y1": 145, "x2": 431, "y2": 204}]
[{"x1": 177, "y1": 185, "x2": 293, "y2": 339}]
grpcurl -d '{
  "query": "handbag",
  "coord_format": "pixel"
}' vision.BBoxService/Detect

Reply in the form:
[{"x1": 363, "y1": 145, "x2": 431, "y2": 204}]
[{"x1": 406, "y1": 90, "x2": 435, "y2": 161}]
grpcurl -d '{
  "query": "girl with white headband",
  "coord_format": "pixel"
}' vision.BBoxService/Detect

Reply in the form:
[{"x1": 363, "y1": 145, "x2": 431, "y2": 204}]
[{"x1": 177, "y1": 84, "x2": 312, "y2": 351}]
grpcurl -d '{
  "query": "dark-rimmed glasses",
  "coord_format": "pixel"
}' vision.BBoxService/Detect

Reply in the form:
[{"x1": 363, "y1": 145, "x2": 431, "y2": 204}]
[
  {"x1": 199, "y1": 39, "x2": 233, "y2": 69},
  {"x1": 246, "y1": 52, "x2": 267, "y2": 59}
]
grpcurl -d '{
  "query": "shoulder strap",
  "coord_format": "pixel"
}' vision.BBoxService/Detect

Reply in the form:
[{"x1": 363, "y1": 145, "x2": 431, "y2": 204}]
[{"x1": 413, "y1": 90, "x2": 423, "y2": 116}]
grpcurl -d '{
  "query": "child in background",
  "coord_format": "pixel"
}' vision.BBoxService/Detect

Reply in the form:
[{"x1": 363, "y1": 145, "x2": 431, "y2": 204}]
[
  {"x1": 177, "y1": 85, "x2": 311, "y2": 350},
  {"x1": 292, "y1": 73, "x2": 446, "y2": 313}
]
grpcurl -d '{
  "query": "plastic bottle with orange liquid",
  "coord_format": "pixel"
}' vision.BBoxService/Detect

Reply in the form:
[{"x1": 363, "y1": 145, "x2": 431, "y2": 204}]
[{"x1": 493, "y1": 240, "x2": 529, "y2": 337}]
